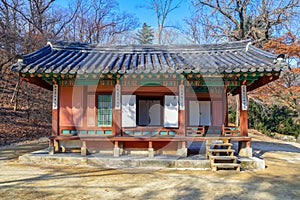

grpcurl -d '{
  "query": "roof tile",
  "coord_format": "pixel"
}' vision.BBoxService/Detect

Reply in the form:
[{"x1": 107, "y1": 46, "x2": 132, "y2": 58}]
[{"x1": 12, "y1": 40, "x2": 288, "y2": 75}]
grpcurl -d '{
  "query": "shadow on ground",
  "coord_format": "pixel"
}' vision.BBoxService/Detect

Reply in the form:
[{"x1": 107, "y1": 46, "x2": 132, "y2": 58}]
[{"x1": 251, "y1": 140, "x2": 300, "y2": 157}]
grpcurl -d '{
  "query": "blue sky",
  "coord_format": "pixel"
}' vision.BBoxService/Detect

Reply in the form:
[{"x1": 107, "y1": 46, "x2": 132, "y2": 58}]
[
  {"x1": 53, "y1": 0, "x2": 192, "y2": 43},
  {"x1": 117, "y1": 0, "x2": 192, "y2": 28},
  {"x1": 56, "y1": 0, "x2": 192, "y2": 29}
]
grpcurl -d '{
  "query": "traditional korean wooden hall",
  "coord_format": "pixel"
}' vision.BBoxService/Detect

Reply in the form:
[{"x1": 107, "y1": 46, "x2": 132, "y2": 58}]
[{"x1": 11, "y1": 40, "x2": 287, "y2": 160}]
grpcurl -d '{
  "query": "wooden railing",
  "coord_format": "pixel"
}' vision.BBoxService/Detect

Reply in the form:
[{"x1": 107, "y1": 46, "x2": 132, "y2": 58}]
[
  {"x1": 58, "y1": 125, "x2": 241, "y2": 138},
  {"x1": 222, "y1": 126, "x2": 240, "y2": 136},
  {"x1": 122, "y1": 127, "x2": 178, "y2": 137},
  {"x1": 186, "y1": 126, "x2": 205, "y2": 136}
]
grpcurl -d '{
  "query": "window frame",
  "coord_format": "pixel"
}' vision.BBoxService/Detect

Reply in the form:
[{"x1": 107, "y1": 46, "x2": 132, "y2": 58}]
[
  {"x1": 188, "y1": 100, "x2": 211, "y2": 126},
  {"x1": 97, "y1": 94, "x2": 113, "y2": 127},
  {"x1": 136, "y1": 96, "x2": 163, "y2": 127}
]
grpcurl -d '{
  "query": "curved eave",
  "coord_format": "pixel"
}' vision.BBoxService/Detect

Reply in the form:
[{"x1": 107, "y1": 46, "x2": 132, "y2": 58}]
[
  {"x1": 18, "y1": 69, "x2": 281, "y2": 93},
  {"x1": 11, "y1": 40, "x2": 288, "y2": 91}
]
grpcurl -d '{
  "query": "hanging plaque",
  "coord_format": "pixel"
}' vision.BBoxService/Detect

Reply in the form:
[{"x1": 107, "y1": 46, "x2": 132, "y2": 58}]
[
  {"x1": 53, "y1": 84, "x2": 58, "y2": 110},
  {"x1": 115, "y1": 84, "x2": 121, "y2": 109},
  {"x1": 241, "y1": 85, "x2": 248, "y2": 110},
  {"x1": 179, "y1": 84, "x2": 185, "y2": 110}
]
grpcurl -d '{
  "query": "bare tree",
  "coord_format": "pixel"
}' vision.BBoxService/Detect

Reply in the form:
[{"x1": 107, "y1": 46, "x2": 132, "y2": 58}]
[
  {"x1": 160, "y1": 28, "x2": 182, "y2": 44},
  {"x1": 0, "y1": 0, "x2": 81, "y2": 54},
  {"x1": 183, "y1": 12, "x2": 215, "y2": 44},
  {"x1": 0, "y1": 0, "x2": 139, "y2": 76},
  {"x1": 144, "y1": 0, "x2": 183, "y2": 44},
  {"x1": 0, "y1": 0, "x2": 22, "y2": 75},
  {"x1": 189, "y1": 0, "x2": 300, "y2": 45},
  {"x1": 64, "y1": 0, "x2": 138, "y2": 44}
]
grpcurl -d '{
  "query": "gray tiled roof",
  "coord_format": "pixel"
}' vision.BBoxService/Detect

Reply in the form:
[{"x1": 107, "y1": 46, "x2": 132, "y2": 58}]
[{"x1": 11, "y1": 40, "x2": 287, "y2": 75}]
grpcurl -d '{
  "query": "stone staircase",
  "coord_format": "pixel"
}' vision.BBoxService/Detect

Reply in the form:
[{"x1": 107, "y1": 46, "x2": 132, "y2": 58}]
[{"x1": 206, "y1": 138, "x2": 241, "y2": 172}]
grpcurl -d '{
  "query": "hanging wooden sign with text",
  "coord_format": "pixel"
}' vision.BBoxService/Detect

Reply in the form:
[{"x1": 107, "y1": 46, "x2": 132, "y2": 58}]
[
  {"x1": 115, "y1": 84, "x2": 121, "y2": 109},
  {"x1": 179, "y1": 84, "x2": 185, "y2": 110},
  {"x1": 53, "y1": 85, "x2": 58, "y2": 110},
  {"x1": 241, "y1": 85, "x2": 248, "y2": 110}
]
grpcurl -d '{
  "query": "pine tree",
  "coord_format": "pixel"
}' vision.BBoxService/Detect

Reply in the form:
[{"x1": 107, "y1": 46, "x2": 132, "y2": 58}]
[{"x1": 135, "y1": 23, "x2": 154, "y2": 44}]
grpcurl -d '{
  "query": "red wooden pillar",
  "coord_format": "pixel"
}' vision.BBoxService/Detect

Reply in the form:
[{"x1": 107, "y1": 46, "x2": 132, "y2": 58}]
[
  {"x1": 239, "y1": 85, "x2": 248, "y2": 136},
  {"x1": 113, "y1": 109, "x2": 121, "y2": 136},
  {"x1": 52, "y1": 84, "x2": 59, "y2": 136},
  {"x1": 113, "y1": 81, "x2": 121, "y2": 136},
  {"x1": 179, "y1": 110, "x2": 185, "y2": 136},
  {"x1": 52, "y1": 110, "x2": 59, "y2": 136},
  {"x1": 178, "y1": 83, "x2": 185, "y2": 136},
  {"x1": 50, "y1": 84, "x2": 59, "y2": 154},
  {"x1": 224, "y1": 93, "x2": 229, "y2": 126}
]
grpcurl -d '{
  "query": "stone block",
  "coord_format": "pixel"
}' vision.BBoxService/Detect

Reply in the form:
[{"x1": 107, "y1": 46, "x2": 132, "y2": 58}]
[
  {"x1": 49, "y1": 146, "x2": 54, "y2": 155},
  {"x1": 239, "y1": 157, "x2": 265, "y2": 170},
  {"x1": 174, "y1": 160, "x2": 210, "y2": 169},
  {"x1": 81, "y1": 146, "x2": 87, "y2": 156},
  {"x1": 109, "y1": 158, "x2": 139, "y2": 168},
  {"x1": 148, "y1": 148, "x2": 154, "y2": 158},
  {"x1": 238, "y1": 147, "x2": 253, "y2": 158},
  {"x1": 177, "y1": 148, "x2": 187, "y2": 157},
  {"x1": 113, "y1": 147, "x2": 120, "y2": 157},
  {"x1": 139, "y1": 160, "x2": 174, "y2": 168}
]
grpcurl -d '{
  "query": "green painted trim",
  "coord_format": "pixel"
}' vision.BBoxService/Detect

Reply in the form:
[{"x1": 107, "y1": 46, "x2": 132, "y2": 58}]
[
  {"x1": 140, "y1": 81, "x2": 161, "y2": 86},
  {"x1": 134, "y1": 131, "x2": 141, "y2": 135},
  {"x1": 26, "y1": 71, "x2": 272, "y2": 88},
  {"x1": 124, "y1": 130, "x2": 132, "y2": 135},
  {"x1": 105, "y1": 130, "x2": 112, "y2": 134},
  {"x1": 62, "y1": 130, "x2": 70, "y2": 134},
  {"x1": 142, "y1": 131, "x2": 151, "y2": 135},
  {"x1": 96, "y1": 130, "x2": 104, "y2": 134},
  {"x1": 169, "y1": 131, "x2": 176, "y2": 135},
  {"x1": 75, "y1": 79, "x2": 99, "y2": 85}
]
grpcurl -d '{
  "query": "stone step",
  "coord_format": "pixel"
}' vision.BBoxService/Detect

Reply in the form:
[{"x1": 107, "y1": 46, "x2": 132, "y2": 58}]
[
  {"x1": 206, "y1": 142, "x2": 232, "y2": 146},
  {"x1": 205, "y1": 138, "x2": 231, "y2": 143},
  {"x1": 210, "y1": 156, "x2": 238, "y2": 162},
  {"x1": 208, "y1": 149, "x2": 235, "y2": 155},
  {"x1": 206, "y1": 143, "x2": 233, "y2": 148},
  {"x1": 211, "y1": 163, "x2": 241, "y2": 172}
]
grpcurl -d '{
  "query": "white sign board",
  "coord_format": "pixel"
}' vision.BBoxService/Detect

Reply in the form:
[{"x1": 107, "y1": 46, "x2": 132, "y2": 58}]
[
  {"x1": 241, "y1": 85, "x2": 248, "y2": 110},
  {"x1": 52, "y1": 84, "x2": 58, "y2": 110},
  {"x1": 179, "y1": 84, "x2": 185, "y2": 110},
  {"x1": 115, "y1": 84, "x2": 121, "y2": 109}
]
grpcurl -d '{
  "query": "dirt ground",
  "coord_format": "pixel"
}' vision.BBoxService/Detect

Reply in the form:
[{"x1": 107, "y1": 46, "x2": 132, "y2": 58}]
[{"x1": 0, "y1": 131, "x2": 300, "y2": 200}]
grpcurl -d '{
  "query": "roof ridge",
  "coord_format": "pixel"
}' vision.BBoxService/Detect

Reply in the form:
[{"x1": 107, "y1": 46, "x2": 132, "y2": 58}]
[{"x1": 48, "y1": 39, "x2": 252, "y2": 52}]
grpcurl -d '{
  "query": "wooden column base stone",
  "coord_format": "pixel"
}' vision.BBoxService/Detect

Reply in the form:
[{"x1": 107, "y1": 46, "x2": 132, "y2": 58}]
[
  {"x1": 81, "y1": 141, "x2": 87, "y2": 156},
  {"x1": 238, "y1": 141, "x2": 252, "y2": 157},
  {"x1": 49, "y1": 146, "x2": 54, "y2": 155},
  {"x1": 177, "y1": 141, "x2": 187, "y2": 157},
  {"x1": 148, "y1": 148, "x2": 154, "y2": 158},
  {"x1": 113, "y1": 147, "x2": 120, "y2": 157}
]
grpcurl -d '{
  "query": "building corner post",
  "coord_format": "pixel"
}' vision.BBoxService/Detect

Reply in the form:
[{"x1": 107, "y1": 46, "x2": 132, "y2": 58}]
[
  {"x1": 238, "y1": 85, "x2": 252, "y2": 157},
  {"x1": 50, "y1": 84, "x2": 59, "y2": 155},
  {"x1": 113, "y1": 81, "x2": 121, "y2": 136},
  {"x1": 179, "y1": 83, "x2": 185, "y2": 136},
  {"x1": 239, "y1": 85, "x2": 248, "y2": 136}
]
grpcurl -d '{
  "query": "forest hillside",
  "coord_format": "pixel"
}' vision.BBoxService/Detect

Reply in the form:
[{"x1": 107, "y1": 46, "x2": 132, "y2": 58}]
[{"x1": 0, "y1": 68, "x2": 52, "y2": 145}]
